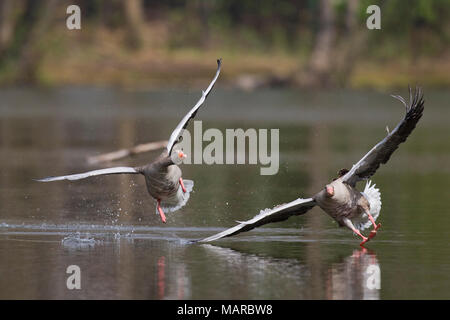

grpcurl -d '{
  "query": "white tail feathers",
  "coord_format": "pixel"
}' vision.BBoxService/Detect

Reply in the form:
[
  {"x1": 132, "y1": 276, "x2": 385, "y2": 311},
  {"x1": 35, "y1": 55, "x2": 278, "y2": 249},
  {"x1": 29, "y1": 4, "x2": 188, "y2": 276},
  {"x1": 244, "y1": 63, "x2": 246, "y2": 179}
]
[
  {"x1": 353, "y1": 180, "x2": 382, "y2": 231},
  {"x1": 156, "y1": 180, "x2": 194, "y2": 215}
]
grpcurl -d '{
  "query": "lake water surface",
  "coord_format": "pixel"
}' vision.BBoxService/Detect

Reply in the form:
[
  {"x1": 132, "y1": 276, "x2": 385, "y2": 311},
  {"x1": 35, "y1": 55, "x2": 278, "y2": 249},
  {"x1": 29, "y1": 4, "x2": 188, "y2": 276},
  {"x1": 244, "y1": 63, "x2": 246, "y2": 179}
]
[{"x1": 0, "y1": 87, "x2": 449, "y2": 299}]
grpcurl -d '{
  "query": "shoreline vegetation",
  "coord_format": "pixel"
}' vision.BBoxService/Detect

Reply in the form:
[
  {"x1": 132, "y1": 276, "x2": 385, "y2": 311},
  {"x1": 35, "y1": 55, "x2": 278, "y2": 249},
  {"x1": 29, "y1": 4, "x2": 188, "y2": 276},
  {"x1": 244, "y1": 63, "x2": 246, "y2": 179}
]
[{"x1": 0, "y1": 0, "x2": 448, "y2": 90}]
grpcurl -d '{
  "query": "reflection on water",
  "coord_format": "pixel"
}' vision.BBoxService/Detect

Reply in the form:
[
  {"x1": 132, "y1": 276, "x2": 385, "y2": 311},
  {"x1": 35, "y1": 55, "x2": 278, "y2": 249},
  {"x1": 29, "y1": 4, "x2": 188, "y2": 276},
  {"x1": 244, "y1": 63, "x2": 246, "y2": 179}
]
[
  {"x1": 156, "y1": 255, "x2": 190, "y2": 300},
  {"x1": 327, "y1": 248, "x2": 380, "y2": 300},
  {"x1": 202, "y1": 244, "x2": 380, "y2": 300},
  {"x1": 0, "y1": 87, "x2": 449, "y2": 299}
]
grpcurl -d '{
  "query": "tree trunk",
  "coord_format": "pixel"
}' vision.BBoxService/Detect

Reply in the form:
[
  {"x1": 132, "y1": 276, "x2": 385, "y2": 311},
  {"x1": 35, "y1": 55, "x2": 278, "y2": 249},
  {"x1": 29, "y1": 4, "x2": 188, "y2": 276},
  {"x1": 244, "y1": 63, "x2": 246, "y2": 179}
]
[
  {"x1": 295, "y1": 0, "x2": 336, "y2": 87},
  {"x1": 0, "y1": 0, "x2": 15, "y2": 55},
  {"x1": 14, "y1": 0, "x2": 57, "y2": 83},
  {"x1": 123, "y1": 0, "x2": 145, "y2": 50},
  {"x1": 334, "y1": 0, "x2": 367, "y2": 86}
]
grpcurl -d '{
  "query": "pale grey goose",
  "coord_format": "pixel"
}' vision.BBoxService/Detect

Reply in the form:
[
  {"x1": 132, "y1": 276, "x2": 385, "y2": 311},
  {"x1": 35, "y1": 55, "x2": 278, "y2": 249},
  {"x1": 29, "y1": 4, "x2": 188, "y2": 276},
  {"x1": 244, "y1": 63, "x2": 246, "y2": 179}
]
[
  {"x1": 37, "y1": 59, "x2": 222, "y2": 223},
  {"x1": 196, "y1": 86, "x2": 424, "y2": 246}
]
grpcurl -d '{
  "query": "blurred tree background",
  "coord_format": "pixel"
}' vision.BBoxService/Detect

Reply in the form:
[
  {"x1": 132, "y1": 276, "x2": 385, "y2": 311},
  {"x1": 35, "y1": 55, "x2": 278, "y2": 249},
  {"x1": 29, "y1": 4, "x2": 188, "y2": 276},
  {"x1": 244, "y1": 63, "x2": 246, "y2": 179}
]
[{"x1": 0, "y1": 0, "x2": 448, "y2": 89}]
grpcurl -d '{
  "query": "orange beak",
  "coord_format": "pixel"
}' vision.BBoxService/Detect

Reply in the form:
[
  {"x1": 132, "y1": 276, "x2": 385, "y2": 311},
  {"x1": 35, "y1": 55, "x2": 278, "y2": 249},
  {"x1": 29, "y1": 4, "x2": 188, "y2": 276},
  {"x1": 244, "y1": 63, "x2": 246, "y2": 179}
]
[
  {"x1": 178, "y1": 151, "x2": 187, "y2": 159},
  {"x1": 326, "y1": 185, "x2": 334, "y2": 197}
]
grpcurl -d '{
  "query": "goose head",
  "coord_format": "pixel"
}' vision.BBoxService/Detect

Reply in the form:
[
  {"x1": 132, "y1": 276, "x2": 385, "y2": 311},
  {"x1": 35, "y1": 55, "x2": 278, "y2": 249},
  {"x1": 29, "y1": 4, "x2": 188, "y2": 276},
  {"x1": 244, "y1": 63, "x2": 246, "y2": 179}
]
[
  {"x1": 170, "y1": 149, "x2": 187, "y2": 165},
  {"x1": 325, "y1": 184, "x2": 335, "y2": 198}
]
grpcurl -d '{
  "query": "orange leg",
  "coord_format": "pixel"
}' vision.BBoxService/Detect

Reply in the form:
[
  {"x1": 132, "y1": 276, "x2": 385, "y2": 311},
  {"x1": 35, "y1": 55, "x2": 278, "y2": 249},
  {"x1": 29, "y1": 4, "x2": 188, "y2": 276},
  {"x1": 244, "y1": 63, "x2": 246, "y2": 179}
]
[
  {"x1": 179, "y1": 177, "x2": 186, "y2": 193},
  {"x1": 344, "y1": 218, "x2": 369, "y2": 247},
  {"x1": 157, "y1": 199, "x2": 166, "y2": 223},
  {"x1": 366, "y1": 211, "x2": 381, "y2": 239},
  {"x1": 356, "y1": 229, "x2": 369, "y2": 247}
]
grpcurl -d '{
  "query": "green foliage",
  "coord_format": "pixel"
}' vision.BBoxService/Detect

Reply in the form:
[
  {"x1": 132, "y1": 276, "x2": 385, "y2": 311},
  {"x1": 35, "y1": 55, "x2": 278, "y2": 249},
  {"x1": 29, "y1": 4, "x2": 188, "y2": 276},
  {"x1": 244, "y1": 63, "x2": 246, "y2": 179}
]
[
  {"x1": 0, "y1": 0, "x2": 448, "y2": 87},
  {"x1": 358, "y1": 0, "x2": 450, "y2": 58}
]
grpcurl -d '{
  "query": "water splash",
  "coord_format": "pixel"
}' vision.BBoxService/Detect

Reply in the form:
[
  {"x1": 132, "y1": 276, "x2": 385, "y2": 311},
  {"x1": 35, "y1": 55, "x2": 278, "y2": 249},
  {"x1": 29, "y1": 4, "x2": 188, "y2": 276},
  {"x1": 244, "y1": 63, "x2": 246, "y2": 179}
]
[{"x1": 61, "y1": 232, "x2": 99, "y2": 247}]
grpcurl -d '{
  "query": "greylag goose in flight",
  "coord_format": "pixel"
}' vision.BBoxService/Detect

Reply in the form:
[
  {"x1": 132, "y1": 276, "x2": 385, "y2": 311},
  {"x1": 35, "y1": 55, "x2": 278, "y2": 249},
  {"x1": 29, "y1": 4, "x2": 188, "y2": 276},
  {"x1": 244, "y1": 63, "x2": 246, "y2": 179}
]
[
  {"x1": 37, "y1": 59, "x2": 222, "y2": 223},
  {"x1": 197, "y1": 86, "x2": 424, "y2": 246}
]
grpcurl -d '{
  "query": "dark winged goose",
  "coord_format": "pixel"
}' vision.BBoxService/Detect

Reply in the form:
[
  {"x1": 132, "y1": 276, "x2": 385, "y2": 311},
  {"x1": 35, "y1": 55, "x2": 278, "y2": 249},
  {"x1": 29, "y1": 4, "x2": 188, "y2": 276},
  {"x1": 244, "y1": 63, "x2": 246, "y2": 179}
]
[
  {"x1": 37, "y1": 59, "x2": 222, "y2": 223},
  {"x1": 196, "y1": 86, "x2": 424, "y2": 246}
]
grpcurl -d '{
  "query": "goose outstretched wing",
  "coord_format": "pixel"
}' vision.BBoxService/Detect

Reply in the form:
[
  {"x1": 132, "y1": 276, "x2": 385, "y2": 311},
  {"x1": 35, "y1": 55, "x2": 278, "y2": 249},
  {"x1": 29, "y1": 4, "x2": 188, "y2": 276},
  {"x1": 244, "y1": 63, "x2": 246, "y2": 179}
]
[
  {"x1": 196, "y1": 197, "x2": 316, "y2": 243},
  {"x1": 342, "y1": 86, "x2": 425, "y2": 187},
  {"x1": 36, "y1": 166, "x2": 139, "y2": 182},
  {"x1": 166, "y1": 59, "x2": 222, "y2": 154}
]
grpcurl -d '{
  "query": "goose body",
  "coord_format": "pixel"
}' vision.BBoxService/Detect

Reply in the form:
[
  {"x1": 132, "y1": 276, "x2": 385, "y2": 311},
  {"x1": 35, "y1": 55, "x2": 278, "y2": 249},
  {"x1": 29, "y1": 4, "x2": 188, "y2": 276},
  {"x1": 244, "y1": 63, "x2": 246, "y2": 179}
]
[
  {"x1": 313, "y1": 177, "x2": 381, "y2": 230},
  {"x1": 140, "y1": 153, "x2": 183, "y2": 201},
  {"x1": 314, "y1": 178, "x2": 371, "y2": 226},
  {"x1": 139, "y1": 153, "x2": 194, "y2": 215}
]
